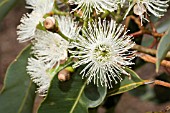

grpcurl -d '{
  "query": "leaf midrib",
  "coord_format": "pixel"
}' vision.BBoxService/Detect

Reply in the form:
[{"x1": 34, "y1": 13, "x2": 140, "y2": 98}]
[
  {"x1": 17, "y1": 81, "x2": 33, "y2": 113},
  {"x1": 69, "y1": 80, "x2": 87, "y2": 113}
]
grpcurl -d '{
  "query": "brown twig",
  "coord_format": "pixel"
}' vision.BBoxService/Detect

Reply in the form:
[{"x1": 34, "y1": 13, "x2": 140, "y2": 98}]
[
  {"x1": 143, "y1": 29, "x2": 165, "y2": 37},
  {"x1": 129, "y1": 15, "x2": 143, "y2": 29},
  {"x1": 145, "y1": 80, "x2": 170, "y2": 88},
  {"x1": 129, "y1": 30, "x2": 143, "y2": 37},
  {"x1": 132, "y1": 44, "x2": 170, "y2": 58},
  {"x1": 147, "y1": 16, "x2": 157, "y2": 33},
  {"x1": 137, "y1": 53, "x2": 170, "y2": 68},
  {"x1": 124, "y1": 16, "x2": 131, "y2": 30},
  {"x1": 130, "y1": 29, "x2": 165, "y2": 37},
  {"x1": 154, "y1": 80, "x2": 170, "y2": 88},
  {"x1": 148, "y1": 38, "x2": 157, "y2": 48},
  {"x1": 128, "y1": 15, "x2": 165, "y2": 38}
]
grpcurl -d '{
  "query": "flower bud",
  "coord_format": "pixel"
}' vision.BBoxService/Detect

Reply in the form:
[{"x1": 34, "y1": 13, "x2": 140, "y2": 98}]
[
  {"x1": 44, "y1": 17, "x2": 55, "y2": 29},
  {"x1": 58, "y1": 69, "x2": 70, "y2": 82},
  {"x1": 133, "y1": 3, "x2": 146, "y2": 16}
]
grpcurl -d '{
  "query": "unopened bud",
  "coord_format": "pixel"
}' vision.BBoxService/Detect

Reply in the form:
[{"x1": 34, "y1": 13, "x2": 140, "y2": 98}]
[
  {"x1": 58, "y1": 69, "x2": 70, "y2": 82},
  {"x1": 44, "y1": 17, "x2": 55, "y2": 29},
  {"x1": 133, "y1": 3, "x2": 146, "y2": 16}
]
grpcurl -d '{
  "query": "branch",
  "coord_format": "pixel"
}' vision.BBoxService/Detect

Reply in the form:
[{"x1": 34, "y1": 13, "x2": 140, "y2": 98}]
[
  {"x1": 129, "y1": 15, "x2": 165, "y2": 38},
  {"x1": 143, "y1": 29, "x2": 165, "y2": 37},
  {"x1": 130, "y1": 29, "x2": 165, "y2": 38},
  {"x1": 132, "y1": 44, "x2": 170, "y2": 58},
  {"x1": 137, "y1": 53, "x2": 170, "y2": 68},
  {"x1": 145, "y1": 80, "x2": 170, "y2": 89},
  {"x1": 154, "y1": 80, "x2": 170, "y2": 88},
  {"x1": 129, "y1": 15, "x2": 143, "y2": 29},
  {"x1": 129, "y1": 30, "x2": 143, "y2": 37}
]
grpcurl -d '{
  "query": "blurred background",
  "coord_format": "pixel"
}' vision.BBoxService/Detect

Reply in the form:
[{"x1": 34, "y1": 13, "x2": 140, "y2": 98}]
[{"x1": 1, "y1": 1, "x2": 170, "y2": 113}]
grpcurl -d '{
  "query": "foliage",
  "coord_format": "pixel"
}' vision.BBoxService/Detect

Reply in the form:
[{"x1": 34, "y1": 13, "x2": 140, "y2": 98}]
[
  {"x1": 0, "y1": 0, "x2": 18, "y2": 21},
  {"x1": 0, "y1": 45, "x2": 36, "y2": 113}
]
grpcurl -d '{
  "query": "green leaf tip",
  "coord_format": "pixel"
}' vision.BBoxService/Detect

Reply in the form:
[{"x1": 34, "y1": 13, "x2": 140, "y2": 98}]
[{"x1": 156, "y1": 26, "x2": 170, "y2": 72}]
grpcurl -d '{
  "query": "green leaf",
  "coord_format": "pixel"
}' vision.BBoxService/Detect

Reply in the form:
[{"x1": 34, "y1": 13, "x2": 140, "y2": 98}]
[
  {"x1": 156, "y1": 27, "x2": 170, "y2": 72},
  {"x1": 107, "y1": 68, "x2": 144, "y2": 97},
  {"x1": 156, "y1": 16, "x2": 170, "y2": 33},
  {"x1": 0, "y1": 0, "x2": 18, "y2": 21},
  {"x1": 38, "y1": 67, "x2": 107, "y2": 113},
  {"x1": 0, "y1": 45, "x2": 36, "y2": 113}
]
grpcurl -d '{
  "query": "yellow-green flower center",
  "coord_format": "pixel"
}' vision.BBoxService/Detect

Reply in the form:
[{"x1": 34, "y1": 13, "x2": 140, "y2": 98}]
[{"x1": 93, "y1": 44, "x2": 112, "y2": 63}]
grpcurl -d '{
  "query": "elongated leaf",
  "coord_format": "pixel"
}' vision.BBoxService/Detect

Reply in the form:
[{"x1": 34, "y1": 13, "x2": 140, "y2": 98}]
[
  {"x1": 38, "y1": 67, "x2": 107, "y2": 113},
  {"x1": 0, "y1": 0, "x2": 18, "y2": 21},
  {"x1": 107, "y1": 68, "x2": 144, "y2": 96},
  {"x1": 156, "y1": 27, "x2": 170, "y2": 72},
  {"x1": 156, "y1": 16, "x2": 170, "y2": 33},
  {"x1": 0, "y1": 45, "x2": 36, "y2": 113}
]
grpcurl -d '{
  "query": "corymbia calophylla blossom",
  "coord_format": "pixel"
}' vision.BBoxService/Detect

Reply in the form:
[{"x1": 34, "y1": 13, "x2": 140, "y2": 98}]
[
  {"x1": 124, "y1": 0, "x2": 169, "y2": 25},
  {"x1": 16, "y1": 0, "x2": 142, "y2": 96},
  {"x1": 69, "y1": 19, "x2": 135, "y2": 88},
  {"x1": 27, "y1": 57, "x2": 54, "y2": 95},
  {"x1": 55, "y1": 16, "x2": 80, "y2": 40},
  {"x1": 25, "y1": 0, "x2": 53, "y2": 11},
  {"x1": 31, "y1": 30, "x2": 69, "y2": 68},
  {"x1": 26, "y1": 15, "x2": 81, "y2": 95},
  {"x1": 17, "y1": 0, "x2": 54, "y2": 42},
  {"x1": 68, "y1": 0, "x2": 118, "y2": 18}
]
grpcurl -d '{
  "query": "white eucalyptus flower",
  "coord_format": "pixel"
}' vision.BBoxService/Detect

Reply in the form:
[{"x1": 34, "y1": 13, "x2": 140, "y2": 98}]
[
  {"x1": 26, "y1": 0, "x2": 54, "y2": 13},
  {"x1": 68, "y1": 0, "x2": 118, "y2": 18},
  {"x1": 27, "y1": 57, "x2": 52, "y2": 95},
  {"x1": 55, "y1": 16, "x2": 80, "y2": 40},
  {"x1": 69, "y1": 19, "x2": 135, "y2": 88},
  {"x1": 124, "y1": 0, "x2": 169, "y2": 25},
  {"x1": 32, "y1": 30, "x2": 69, "y2": 68},
  {"x1": 17, "y1": 0, "x2": 54, "y2": 42},
  {"x1": 17, "y1": 11, "x2": 43, "y2": 42},
  {"x1": 26, "y1": 0, "x2": 41, "y2": 9}
]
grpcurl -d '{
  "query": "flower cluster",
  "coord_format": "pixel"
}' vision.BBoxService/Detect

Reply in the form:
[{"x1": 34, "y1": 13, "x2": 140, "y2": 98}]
[
  {"x1": 68, "y1": 0, "x2": 118, "y2": 18},
  {"x1": 69, "y1": 0, "x2": 169, "y2": 24},
  {"x1": 17, "y1": 0, "x2": 54, "y2": 42},
  {"x1": 17, "y1": 0, "x2": 169, "y2": 95},
  {"x1": 124, "y1": 0, "x2": 170, "y2": 25},
  {"x1": 17, "y1": 0, "x2": 80, "y2": 95}
]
